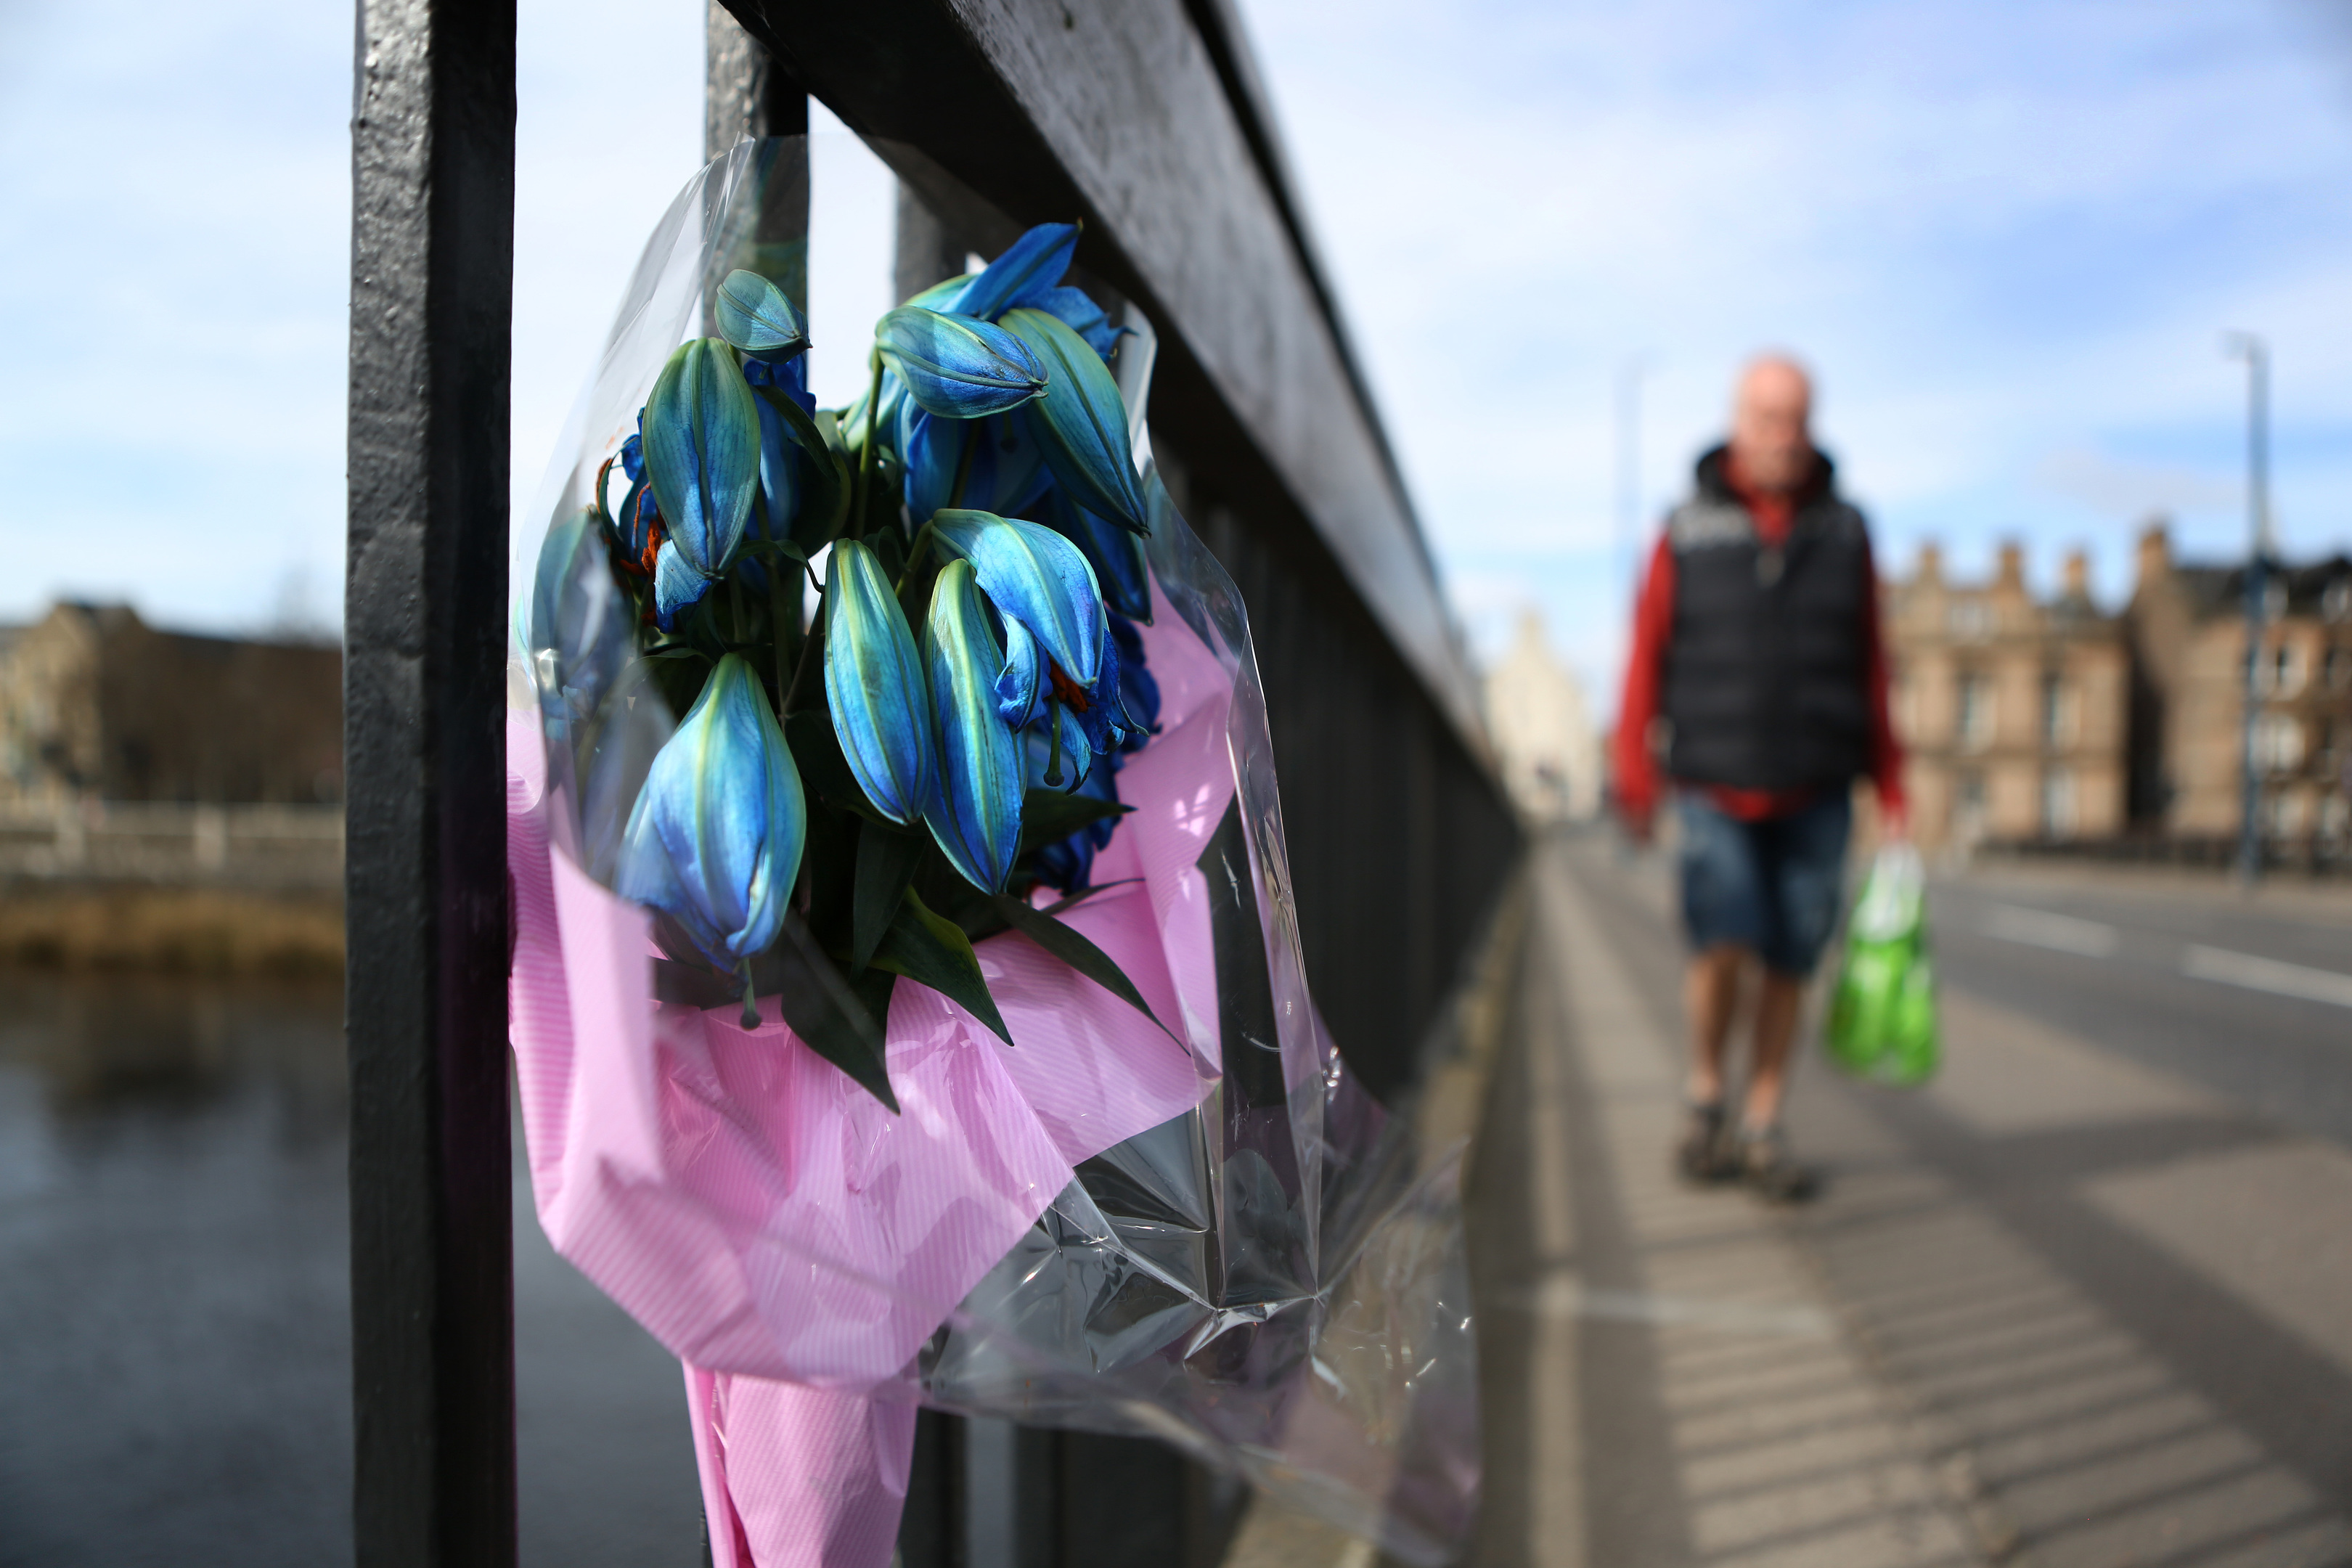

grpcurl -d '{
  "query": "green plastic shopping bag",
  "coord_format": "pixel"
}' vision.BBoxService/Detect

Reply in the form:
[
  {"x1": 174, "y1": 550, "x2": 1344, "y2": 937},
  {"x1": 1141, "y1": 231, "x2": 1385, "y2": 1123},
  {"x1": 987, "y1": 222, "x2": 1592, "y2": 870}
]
[{"x1": 1824, "y1": 843, "x2": 1940, "y2": 1086}]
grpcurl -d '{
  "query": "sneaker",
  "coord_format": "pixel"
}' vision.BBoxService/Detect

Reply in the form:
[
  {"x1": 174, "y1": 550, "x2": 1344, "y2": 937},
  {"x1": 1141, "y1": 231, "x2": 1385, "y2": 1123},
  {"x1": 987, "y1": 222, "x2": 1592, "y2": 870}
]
[
  {"x1": 1737, "y1": 1125, "x2": 1817, "y2": 1204},
  {"x1": 1676, "y1": 1101, "x2": 1731, "y2": 1183}
]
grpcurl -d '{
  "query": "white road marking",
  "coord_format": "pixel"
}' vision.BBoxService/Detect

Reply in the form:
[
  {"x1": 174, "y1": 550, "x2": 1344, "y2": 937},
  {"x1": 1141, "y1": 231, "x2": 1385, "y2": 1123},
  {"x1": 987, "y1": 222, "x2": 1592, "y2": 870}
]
[
  {"x1": 1983, "y1": 904, "x2": 2122, "y2": 957},
  {"x1": 2181, "y1": 944, "x2": 2352, "y2": 1010}
]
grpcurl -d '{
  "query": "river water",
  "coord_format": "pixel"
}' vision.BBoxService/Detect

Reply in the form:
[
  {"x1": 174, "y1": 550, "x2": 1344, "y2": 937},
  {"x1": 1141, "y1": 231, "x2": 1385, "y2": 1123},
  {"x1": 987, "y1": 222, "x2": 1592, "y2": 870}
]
[{"x1": 0, "y1": 972, "x2": 703, "y2": 1567}]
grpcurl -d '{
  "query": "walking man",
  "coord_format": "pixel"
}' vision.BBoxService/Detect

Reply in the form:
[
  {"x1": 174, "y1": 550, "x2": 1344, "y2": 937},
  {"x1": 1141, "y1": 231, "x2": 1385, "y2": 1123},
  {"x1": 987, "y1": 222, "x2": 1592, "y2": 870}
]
[{"x1": 1614, "y1": 354, "x2": 1906, "y2": 1201}]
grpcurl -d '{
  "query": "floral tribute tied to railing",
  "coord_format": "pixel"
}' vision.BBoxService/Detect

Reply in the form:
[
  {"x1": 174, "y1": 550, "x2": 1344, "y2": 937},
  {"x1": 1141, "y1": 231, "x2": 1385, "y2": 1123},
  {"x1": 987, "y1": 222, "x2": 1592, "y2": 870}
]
[{"x1": 508, "y1": 139, "x2": 1479, "y2": 1568}]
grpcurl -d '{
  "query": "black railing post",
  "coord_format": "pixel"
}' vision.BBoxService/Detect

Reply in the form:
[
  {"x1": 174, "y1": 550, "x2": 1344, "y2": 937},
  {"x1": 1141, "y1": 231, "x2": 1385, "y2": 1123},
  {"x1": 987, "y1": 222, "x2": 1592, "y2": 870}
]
[{"x1": 346, "y1": 3, "x2": 520, "y2": 1564}]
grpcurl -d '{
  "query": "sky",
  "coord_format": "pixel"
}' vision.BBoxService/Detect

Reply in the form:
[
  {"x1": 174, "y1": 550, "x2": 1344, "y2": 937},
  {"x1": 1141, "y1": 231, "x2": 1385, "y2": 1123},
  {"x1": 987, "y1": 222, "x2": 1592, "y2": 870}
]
[{"x1": 3, "y1": 0, "x2": 2348, "y2": 719}]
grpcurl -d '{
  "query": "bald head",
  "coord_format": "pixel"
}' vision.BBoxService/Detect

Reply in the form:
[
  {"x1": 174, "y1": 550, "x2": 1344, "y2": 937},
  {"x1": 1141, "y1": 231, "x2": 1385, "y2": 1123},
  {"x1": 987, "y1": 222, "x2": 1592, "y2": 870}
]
[{"x1": 1728, "y1": 354, "x2": 1816, "y2": 495}]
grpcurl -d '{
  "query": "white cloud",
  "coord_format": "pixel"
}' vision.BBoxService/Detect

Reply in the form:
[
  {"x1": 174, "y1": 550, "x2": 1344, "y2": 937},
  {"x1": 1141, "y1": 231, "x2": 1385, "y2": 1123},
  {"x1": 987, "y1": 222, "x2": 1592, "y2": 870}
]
[{"x1": 1236, "y1": 0, "x2": 2352, "y2": 644}]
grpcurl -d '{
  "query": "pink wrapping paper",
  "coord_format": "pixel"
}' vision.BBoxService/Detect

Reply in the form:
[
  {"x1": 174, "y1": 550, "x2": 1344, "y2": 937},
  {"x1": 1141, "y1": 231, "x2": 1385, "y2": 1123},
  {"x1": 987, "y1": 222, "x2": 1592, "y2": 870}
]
[{"x1": 509, "y1": 606, "x2": 1240, "y2": 1565}]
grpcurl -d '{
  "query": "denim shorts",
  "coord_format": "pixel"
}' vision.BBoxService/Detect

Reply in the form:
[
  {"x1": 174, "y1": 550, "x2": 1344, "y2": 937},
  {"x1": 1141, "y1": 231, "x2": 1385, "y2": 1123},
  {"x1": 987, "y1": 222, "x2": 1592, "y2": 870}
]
[{"x1": 1676, "y1": 790, "x2": 1853, "y2": 977}]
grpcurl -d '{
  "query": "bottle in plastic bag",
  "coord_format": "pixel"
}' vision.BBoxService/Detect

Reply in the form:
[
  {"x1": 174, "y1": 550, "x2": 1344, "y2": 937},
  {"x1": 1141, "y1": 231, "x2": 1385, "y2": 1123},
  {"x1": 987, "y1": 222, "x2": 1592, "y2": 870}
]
[{"x1": 1824, "y1": 843, "x2": 1940, "y2": 1086}]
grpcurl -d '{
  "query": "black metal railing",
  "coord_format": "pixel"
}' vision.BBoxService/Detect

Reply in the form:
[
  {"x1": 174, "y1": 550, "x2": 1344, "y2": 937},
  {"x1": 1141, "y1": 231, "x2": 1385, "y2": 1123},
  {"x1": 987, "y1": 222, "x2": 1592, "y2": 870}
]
[{"x1": 344, "y1": 2, "x2": 1518, "y2": 1562}]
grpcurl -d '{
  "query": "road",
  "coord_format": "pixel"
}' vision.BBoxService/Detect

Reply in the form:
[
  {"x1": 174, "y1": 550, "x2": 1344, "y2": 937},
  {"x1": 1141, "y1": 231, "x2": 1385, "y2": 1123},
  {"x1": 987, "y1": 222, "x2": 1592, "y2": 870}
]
[
  {"x1": 1928, "y1": 870, "x2": 2352, "y2": 1149},
  {"x1": 1461, "y1": 832, "x2": 2352, "y2": 1568}
]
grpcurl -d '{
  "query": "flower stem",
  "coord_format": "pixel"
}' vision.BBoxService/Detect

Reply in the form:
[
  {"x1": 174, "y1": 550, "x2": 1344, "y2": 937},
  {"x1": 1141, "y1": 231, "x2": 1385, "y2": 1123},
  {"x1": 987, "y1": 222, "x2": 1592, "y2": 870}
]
[
  {"x1": 895, "y1": 518, "x2": 939, "y2": 595},
  {"x1": 852, "y1": 351, "x2": 883, "y2": 540},
  {"x1": 783, "y1": 597, "x2": 823, "y2": 716},
  {"x1": 768, "y1": 568, "x2": 793, "y2": 712},
  {"x1": 947, "y1": 421, "x2": 978, "y2": 510}
]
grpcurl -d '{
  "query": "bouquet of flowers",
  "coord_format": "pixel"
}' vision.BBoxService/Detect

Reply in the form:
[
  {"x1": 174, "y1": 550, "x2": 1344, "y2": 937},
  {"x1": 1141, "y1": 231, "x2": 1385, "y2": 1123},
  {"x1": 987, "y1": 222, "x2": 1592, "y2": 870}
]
[{"x1": 510, "y1": 140, "x2": 1477, "y2": 1568}]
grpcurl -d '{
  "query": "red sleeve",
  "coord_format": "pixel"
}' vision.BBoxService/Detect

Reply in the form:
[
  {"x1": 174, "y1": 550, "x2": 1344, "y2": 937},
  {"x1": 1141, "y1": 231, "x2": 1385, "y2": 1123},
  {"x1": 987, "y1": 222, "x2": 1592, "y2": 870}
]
[
  {"x1": 1859, "y1": 534, "x2": 1906, "y2": 817},
  {"x1": 1614, "y1": 534, "x2": 1675, "y2": 822}
]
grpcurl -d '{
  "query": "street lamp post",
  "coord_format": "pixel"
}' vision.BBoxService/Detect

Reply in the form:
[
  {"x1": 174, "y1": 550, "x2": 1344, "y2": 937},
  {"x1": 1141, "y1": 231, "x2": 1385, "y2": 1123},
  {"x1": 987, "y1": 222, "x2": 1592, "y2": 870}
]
[
  {"x1": 2225, "y1": 332, "x2": 2270, "y2": 884},
  {"x1": 1614, "y1": 355, "x2": 1651, "y2": 615}
]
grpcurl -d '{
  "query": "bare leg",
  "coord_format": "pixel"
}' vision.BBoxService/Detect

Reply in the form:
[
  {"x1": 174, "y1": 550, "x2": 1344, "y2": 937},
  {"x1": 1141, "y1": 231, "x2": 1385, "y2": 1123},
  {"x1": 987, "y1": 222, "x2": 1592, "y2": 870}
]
[
  {"x1": 1684, "y1": 945, "x2": 1744, "y2": 1105},
  {"x1": 1740, "y1": 970, "x2": 1805, "y2": 1130}
]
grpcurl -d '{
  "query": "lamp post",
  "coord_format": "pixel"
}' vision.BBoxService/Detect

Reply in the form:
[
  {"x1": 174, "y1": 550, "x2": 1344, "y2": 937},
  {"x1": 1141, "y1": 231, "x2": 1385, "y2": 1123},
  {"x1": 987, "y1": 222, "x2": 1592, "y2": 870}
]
[
  {"x1": 2224, "y1": 331, "x2": 2270, "y2": 884},
  {"x1": 1613, "y1": 355, "x2": 1651, "y2": 616}
]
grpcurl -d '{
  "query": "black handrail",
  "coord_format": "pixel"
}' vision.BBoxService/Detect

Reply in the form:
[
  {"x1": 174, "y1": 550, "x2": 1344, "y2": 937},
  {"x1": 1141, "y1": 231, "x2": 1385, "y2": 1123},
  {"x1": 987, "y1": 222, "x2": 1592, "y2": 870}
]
[{"x1": 346, "y1": 4, "x2": 520, "y2": 1564}]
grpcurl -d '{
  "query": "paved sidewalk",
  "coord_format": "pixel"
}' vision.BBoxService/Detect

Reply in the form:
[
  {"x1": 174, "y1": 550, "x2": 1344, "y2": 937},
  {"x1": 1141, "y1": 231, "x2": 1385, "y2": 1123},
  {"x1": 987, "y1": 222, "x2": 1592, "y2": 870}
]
[
  {"x1": 1561, "y1": 832, "x2": 2352, "y2": 1568},
  {"x1": 1466, "y1": 836, "x2": 1980, "y2": 1568}
]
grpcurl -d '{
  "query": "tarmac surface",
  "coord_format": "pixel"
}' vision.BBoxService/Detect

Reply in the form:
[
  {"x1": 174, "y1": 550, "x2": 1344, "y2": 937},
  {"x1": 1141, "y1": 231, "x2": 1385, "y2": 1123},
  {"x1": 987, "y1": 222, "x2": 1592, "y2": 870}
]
[{"x1": 1453, "y1": 831, "x2": 2352, "y2": 1568}]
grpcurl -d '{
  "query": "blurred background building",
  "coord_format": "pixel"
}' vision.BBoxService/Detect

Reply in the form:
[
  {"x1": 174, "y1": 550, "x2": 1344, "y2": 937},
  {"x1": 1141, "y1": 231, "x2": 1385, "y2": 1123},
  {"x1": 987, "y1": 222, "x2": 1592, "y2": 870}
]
[
  {"x1": 1482, "y1": 608, "x2": 1601, "y2": 825},
  {"x1": 1885, "y1": 542, "x2": 2129, "y2": 852},
  {"x1": 1882, "y1": 529, "x2": 2352, "y2": 866},
  {"x1": 0, "y1": 601, "x2": 343, "y2": 886},
  {"x1": 2126, "y1": 523, "x2": 2352, "y2": 852}
]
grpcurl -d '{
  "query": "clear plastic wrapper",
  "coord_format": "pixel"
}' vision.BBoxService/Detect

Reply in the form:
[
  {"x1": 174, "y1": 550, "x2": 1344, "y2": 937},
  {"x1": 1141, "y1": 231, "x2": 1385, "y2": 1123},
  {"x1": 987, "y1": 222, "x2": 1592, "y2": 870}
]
[{"x1": 507, "y1": 140, "x2": 1479, "y2": 1567}]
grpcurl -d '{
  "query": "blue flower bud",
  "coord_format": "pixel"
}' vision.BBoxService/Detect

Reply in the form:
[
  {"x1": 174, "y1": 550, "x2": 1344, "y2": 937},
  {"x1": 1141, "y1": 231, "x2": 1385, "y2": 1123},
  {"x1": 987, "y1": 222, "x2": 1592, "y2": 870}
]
[
  {"x1": 714, "y1": 269, "x2": 810, "y2": 362},
  {"x1": 616, "y1": 654, "x2": 806, "y2": 971},
  {"x1": 922, "y1": 560, "x2": 1025, "y2": 893},
  {"x1": 824, "y1": 539, "x2": 936, "y2": 825},
  {"x1": 642, "y1": 338, "x2": 761, "y2": 628},
  {"x1": 875, "y1": 307, "x2": 1048, "y2": 421},
  {"x1": 997, "y1": 307, "x2": 1149, "y2": 537}
]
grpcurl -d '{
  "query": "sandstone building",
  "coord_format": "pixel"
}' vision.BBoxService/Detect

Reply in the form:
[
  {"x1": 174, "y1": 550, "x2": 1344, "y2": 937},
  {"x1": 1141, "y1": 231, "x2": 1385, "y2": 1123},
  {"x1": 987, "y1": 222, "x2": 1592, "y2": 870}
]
[
  {"x1": 0, "y1": 603, "x2": 343, "y2": 806},
  {"x1": 1483, "y1": 609, "x2": 1602, "y2": 825},
  {"x1": 1885, "y1": 542, "x2": 2128, "y2": 853},
  {"x1": 2124, "y1": 525, "x2": 2352, "y2": 849}
]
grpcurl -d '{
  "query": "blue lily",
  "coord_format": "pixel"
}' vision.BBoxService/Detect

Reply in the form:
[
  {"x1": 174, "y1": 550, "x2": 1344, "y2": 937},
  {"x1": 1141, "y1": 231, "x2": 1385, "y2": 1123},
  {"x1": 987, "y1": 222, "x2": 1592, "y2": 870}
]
[
  {"x1": 642, "y1": 338, "x2": 761, "y2": 627},
  {"x1": 823, "y1": 539, "x2": 936, "y2": 825},
  {"x1": 922, "y1": 559, "x2": 1025, "y2": 893},
  {"x1": 1028, "y1": 285, "x2": 1122, "y2": 356},
  {"x1": 1106, "y1": 613, "x2": 1160, "y2": 755},
  {"x1": 1042, "y1": 488, "x2": 1151, "y2": 622},
  {"x1": 899, "y1": 404, "x2": 1051, "y2": 525},
  {"x1": 616, "y1": 653, "x2": 806, "y2": 972},
  {"x1": 714, "y1": 269, "x2": 809, "y2": 362},
  {"x1": 603, "y1": 428, "x2": 663, "y2": 579},
  {"x1": 530, "y1": 510, "x2": 630, "y2": 733},
  {"x1": 1026, "y1": 730, "x2": 1122, "y2": 890},
  {"x1": 942, "y1": 222, "x2": 1078, "y2": 322},
  {"x1": 875, "y1": 307, "x2": 1049, "y2": 421},
  {"x1": 928, "y1": 511, "x2": 1104, "y2": 724},
  {"x1": 997, "y1": 307, "x2": 1149, "y2": 536},
  {"x1": 740, "y1": 354, "x2": 812, "y2": 557}
]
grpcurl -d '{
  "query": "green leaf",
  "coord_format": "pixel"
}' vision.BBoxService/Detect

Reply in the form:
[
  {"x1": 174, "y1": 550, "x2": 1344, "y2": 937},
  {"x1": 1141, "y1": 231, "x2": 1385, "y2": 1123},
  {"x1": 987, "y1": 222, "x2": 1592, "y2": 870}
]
[
  {"x1": 853, "y1": 821, "x2": 925, "y2": 974},
  {"x1": 653, "y1": 920, "x2": 898, "y2": 1113},
  {"x1": 1017, "y1": 788, "x2": 1132, "y2": 855},
  {"x1": 873, "y1": 885, "x2": 1014, "y2": 1047},
  {"x1": 753, "y1": 926, "x2": 898, "y2": 1112},
  {"x1": 991, "y1": 894, "x2": 1174, "y2": 1039}
]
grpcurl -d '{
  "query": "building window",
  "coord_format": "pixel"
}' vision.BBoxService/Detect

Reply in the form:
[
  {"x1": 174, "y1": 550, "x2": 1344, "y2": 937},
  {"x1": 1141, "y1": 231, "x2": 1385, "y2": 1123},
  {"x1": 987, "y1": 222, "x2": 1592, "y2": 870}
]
[
  {"x1": 1956, "y1": 672, "x2": 1992, "y2": 751},
  {"x1": 2324, "y1": 580, "x2": 2350, "y2": 624},
  {"x1": 2039, "y1": 672, "x2": 2067, "y2": 750},
  {"x1": 2274, "y1": 643, "x2": 2302, "y2": 696},
  {"x1": 1957, "y1": 770, "x2": 1986, "y2": 822},
  {"x1": 1948, "y1": 600, "x2": 1993, "y2": 642},
  {"x1": 2326, "y1": 645, "x2": 2350, "y2": 690},
  {"x1": 2041, "y1": 769, "x2": 2077, "y2": 839},
  {"x1": 2255, "y1": 712, "x2": 2306, "y2": 775},
  {"x1": 2267, "y1": 790, "x2": 2302, "y2": 839}
]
